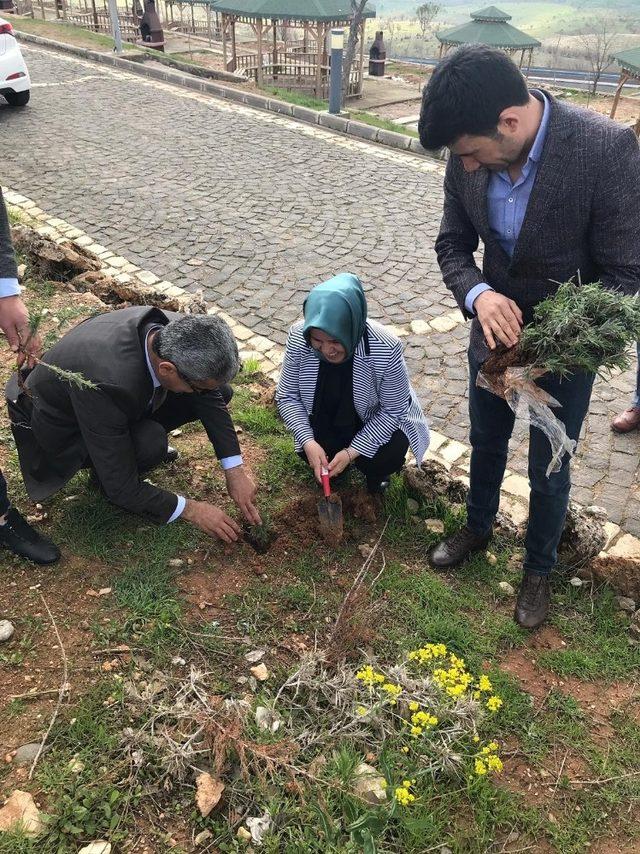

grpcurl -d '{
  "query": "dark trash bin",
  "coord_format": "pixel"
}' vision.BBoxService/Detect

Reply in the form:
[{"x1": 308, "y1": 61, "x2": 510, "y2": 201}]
[{"x1": 369, "y1": 31, "x2": 386, "y2": 76}]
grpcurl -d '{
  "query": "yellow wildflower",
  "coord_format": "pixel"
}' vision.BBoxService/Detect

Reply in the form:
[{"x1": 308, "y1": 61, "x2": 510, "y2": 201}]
[
  {"x1": 474, "y1": 759, "x2": 487, "y2": 776},
  {"x1": 382, "y1": 682, "x2": 402, "y2": 699},
  {"x1": 486, "y1": 695, "x2": 503, "y2": 712},
  {"x1": 408, "y1": 701, "x2": 419, "y2": 712},
  {"x1": 401, "y1": 746, "x2": 409, "y2": 753},
  {"x1": 488, "y1": 741, "x2": 499, "y2": 751},
  {"x1": 356, "y1": 665, "x2": 385, "y2": 686},
  {"x1": 477, "y1": 675, "x2": 493, "y2": 693},
  {"x1": 356, "y1": 706, "x2": 368, "y2": 716},
  {"x1": 473, "y1": 735, "x2": 480, "y2": 743},
  {"x1": 487, "y1": 755, "x2": 504, "y2": 773}
]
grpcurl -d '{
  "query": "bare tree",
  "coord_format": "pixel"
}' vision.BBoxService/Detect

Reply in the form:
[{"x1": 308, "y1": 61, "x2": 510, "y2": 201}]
[
  {"x1": 341, "y1": 0, "x2": 369, "y2": 100},
  {"x1": 416, "y1": 2, "x2": 440, "y2": 38},
  {"x1": 577, "y1": 15, "x2": 619, "y2": 95}
]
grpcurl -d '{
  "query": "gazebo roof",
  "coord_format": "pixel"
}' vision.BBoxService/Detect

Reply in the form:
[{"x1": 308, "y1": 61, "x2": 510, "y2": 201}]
[
  {"x1": 212, "y1": 0, "x2": 376, "y2": 22},
  {"x1": 612, "y1": 45, "x2": 640, "y2": 78},
  {"x1": 437, "y1": 5, "x2": 540, "y2": 50}
]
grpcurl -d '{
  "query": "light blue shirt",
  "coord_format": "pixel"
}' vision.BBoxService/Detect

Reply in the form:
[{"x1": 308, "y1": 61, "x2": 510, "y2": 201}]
[
  {"x1": 0, "y1": 279, "x2": 21, "y2": 298},
  {"x1": 465, "y1": 92, "x2": 551, "y2": 314},
  {"x1": 144, "y1": 329, "x2": 243, "y2": 524}
]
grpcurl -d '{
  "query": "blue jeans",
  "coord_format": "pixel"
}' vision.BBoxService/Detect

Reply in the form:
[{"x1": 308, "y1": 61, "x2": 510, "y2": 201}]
[
  {"x1": 466, "y1": 354, "x2": 595, "y2": 576},
  {"x1": 632, "y1": 343, "x2": 640, "y2": 407}
]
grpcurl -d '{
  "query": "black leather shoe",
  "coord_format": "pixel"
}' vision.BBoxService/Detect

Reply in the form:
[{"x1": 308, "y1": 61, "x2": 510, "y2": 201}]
[
  {"x1": 515, "y1": 572, "x2": 551, "y2": 629},
  {"x1": 165, "y1": 446, "x2": 179, "y2": 463},
  {"x1": 428, "y1": 525, "x2": 491, "y2": 570},
  {"x1": 0, "y1": 509, "x2": 61, "y2": 565}
]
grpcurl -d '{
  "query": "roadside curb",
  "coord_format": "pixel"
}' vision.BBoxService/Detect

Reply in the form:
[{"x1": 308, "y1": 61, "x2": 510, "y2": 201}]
[
  {"x1": 5, "y1": 186, "x2": 634, "y2": 559},
  {"x1": 15, "y1": 30, "x2": 442, "y2": 163}
]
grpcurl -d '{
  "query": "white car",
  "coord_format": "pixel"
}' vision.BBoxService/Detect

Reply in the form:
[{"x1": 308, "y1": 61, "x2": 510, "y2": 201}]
[{"x1": 0, "y1": 16, "x2": 30, "y2": 106}]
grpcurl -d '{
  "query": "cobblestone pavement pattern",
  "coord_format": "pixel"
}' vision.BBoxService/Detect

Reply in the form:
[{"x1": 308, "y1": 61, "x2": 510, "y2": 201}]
[{"x1": 3, "y1": 46, "x2": 640, "y2": 532}]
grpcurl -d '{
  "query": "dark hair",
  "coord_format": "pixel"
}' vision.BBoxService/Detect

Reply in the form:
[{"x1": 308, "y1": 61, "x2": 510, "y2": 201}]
[
  {"x1": 418, "y1": 45, "x2": 529, "y2": 150},
  {"x1": 153, "y1": 314, "x2": 240, "y2": 383}
]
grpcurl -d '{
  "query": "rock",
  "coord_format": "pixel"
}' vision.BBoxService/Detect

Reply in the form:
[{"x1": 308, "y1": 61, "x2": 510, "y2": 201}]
[
  {"x1": 630, "y1": 610, "x2": 640, "y2": 642},
  {"x1": 246, "y1": 811, "x2": 272, "y2": 844},
  {"x1": 425, "y1": 518, "x2": 445, "y2": 534},
  {"x1": 498, "y1": 581, "x2": 515, "y2": 595},
  {"x1": 13, "y1": 743, "x2": 49, "y2": 766},
  {"x1": 194, "y1": 829, "x2": 213, "y2": 846},
  {"x1": 237, "y1": 826, "x2": 252, "y2": 842},
  {"x1": 404, "y1": 459, "x2": 467, "y2": 505},
  {"x1": 615, "y1": 596, "x2": 637, "y2": 613},
  {"x1": 505, "y1": 830, "x2": 520, "y2": 844},
  {"x1": 486, "y1": 551, "x2": 497, "y2": 566},
  {"x1": 17, "y1": 263, "x2": 26, "y2": 281},
  {"x1": 250, "y1": 663, "x2": 269, "y2": 681},
  {"x1": 358, "y1": 543, "x2": 373, "y2": 558},
  {"x1": 78, "y1": 843, "x2": 112, "y2": 854},
  {"x1": 11, "y1": 225, "x2": 102, "y2": 282},
  {"x1": 0, "y1": 620, "x2": 14, "y2": 643},
  {"x1": 557, "y1": 502, "x2": 607, "y2": 568},
  {"x1": 0, "y1": 790, "x2": 44, "y2": 837},
  {"x1": 406, "y1": 498, "x2": 419, "y2": 513},
  {"x1": 167, "y1": 558, "x2": 184, "y2": 567},
  {"x1": 569, "y1": 577, "x2": 583, "y2": 587},
  {"x1": 244, "y1": 649, "x2": 266, "y2": 663},
  {"x1": 68, "y1": 755, "x2": 85, "y2": 773},
  {"x1": 588, "y1": 554, "x2": 640, "y2": 601},
  {"x1": 352, "y1": 762, "x2": 387, "y2": 805},
  {"x1": 255, "y1": 706, "x2": 281, "y2": 733},
  {"x1": 195, "y1": 772, "x2": 225, "y2": 817}
]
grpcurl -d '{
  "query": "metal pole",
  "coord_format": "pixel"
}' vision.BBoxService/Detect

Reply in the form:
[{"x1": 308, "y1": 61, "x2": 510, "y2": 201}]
[
  {"x1": 328, "y1": 27, "x2": 344, "y2": 115},
  {"x1": 107, "y1": 0, "x2": 123, "y2": 53}
]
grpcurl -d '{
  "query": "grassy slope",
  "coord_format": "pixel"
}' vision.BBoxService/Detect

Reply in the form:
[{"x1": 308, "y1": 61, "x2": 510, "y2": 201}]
[{"x1": 0, "y1": 246, "x2": 638, "y2": 852}]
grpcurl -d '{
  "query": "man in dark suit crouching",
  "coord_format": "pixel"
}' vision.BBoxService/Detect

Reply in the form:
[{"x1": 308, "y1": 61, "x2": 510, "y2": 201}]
[{"x1": 6, "y1": 307, "x2": 261, "y2": 543}]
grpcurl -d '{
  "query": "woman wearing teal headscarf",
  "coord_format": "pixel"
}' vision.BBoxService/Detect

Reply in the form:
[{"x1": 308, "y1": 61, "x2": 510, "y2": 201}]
[{"x1": 276, "y1": 274, "x2": 429, "y2": 493}]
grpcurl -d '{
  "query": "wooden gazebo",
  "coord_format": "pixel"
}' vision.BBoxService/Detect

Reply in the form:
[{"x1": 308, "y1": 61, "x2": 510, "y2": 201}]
[
  {"x1": 610, "y1": 45, "x2": 640, "y2": 136},
  {"x1": 213, "y1": 0, "x2": 376, "y2": 98},
  {"x1": 437, "y1": 6, "x2": 540, "y2": 72}
]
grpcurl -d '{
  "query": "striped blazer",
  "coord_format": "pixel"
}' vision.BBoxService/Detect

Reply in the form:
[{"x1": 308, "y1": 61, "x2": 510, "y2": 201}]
[{"x1": 276, "y1": 320, "x2": 430, "y2": 463}]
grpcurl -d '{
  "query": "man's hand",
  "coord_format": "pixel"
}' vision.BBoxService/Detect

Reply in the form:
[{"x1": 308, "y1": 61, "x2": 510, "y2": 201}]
[
  {"x1": 0, "y1": 296, "x2": 42, "y2": 368},
  {"x1": 303, "y1": 439, "x2": 328, "y2": 483},
  {"x1": 328, "y1": 447, "x2": 359, "y2": 478},
  {"x1": 474, "y1": 290, "x2": 523, "y2": 350},
  {"x1": 182, "y1": 499, "x2": 242, "y2": 543},
  {"x1": 225, "y1": 466, "x2": 261, "y2": 525}
]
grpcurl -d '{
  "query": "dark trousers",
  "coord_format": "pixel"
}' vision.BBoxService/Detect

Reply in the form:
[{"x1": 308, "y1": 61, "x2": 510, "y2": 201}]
[
  {"x1": 127, "y1": 385, "x2": 234, "y2": 474},
  {"x1": 467, "y1": 353, "x2": 594, "y2": 576},
  {"x1": 305, "y1": 427, "x2": 409, "y2": 490},
  {"x1": 0, "y1": 469, "x2": 9, "y2": 516}
]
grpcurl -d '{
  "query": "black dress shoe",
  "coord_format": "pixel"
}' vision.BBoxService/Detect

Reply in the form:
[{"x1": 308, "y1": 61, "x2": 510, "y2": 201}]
[
  {"x1": 428, "y1": 525, "x2": 491, "y2": 570},
  {"x1": 0, "y1": 509, "x2": 61, "y2": 565},
  {"x1": 515, "y1": 572, "x2": 551, "y2": 629},
  {"x1": 366, "y1": 478, "x2": 390, "y2": 495},
  {"x1": 165, "y1": 446, "x2": 179, "y2": 463}
]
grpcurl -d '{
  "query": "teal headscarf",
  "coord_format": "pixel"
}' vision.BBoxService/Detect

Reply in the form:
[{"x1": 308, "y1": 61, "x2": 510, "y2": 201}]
[{"x1": 302, "y1": 273, "x2": 367, "y2": 361}]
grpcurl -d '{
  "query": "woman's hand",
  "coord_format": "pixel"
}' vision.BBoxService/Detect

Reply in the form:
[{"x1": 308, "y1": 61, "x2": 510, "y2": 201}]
[
  {"x1": 303, "y1": 439, "x2": 328, "y2": 483},
  {"x1": 328, "y1": 447, "x2": 359, "y2": 478}
]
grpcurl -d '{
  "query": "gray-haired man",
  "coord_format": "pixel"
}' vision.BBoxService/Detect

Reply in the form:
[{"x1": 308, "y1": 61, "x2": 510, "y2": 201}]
[{"x1": 6, "y1": 306, "x2": 260, "y2": 542}]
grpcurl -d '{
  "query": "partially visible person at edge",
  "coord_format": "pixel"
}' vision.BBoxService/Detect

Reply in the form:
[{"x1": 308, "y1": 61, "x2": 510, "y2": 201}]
[
  {"x1": 275, "y1": 273, "x2": 429, "y2": 497},
  {"x1": 6, "y1": 306, "x2": 260, "y2": 544},
  {"x1": 611, "y1": 350, "x2": 640, "y2": 433},
  {"x1": 418, "y1": 45, "x2": 640, "y2": 629},
  {"x1": 0, "y1": 187, "x2": 59, "y2": 564}
]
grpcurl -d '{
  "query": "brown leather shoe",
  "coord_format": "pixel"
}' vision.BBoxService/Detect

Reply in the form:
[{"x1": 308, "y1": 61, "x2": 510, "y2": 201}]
[
  {"x1": 428, "y1": 525, "x2": 491, "y2": 570},
  {"x1": 611, "y1": 407, "x2": 640, "y2": 433},
  {"x1": 515, "y1": 572, "x2": 551, "y2": 629}
]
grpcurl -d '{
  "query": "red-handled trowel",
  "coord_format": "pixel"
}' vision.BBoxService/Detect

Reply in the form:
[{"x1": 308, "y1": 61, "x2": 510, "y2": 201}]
[{"x1": 317, "y1": 466, "x2": 344, "y2": 545}]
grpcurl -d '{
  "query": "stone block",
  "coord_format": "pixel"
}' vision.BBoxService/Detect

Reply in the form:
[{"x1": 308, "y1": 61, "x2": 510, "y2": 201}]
[
  {"x1": 136, "y1": 270, "x2": 160, "y2": 286},
  {"x1": 439, "y1": 439, "x2": 468, "y2": 463},
  {"x1": 608, "y1": 533, "x2": 640, "y2": 560},
  {"x1": 291, "y1": 105, "x2": 320, "y2": 124},
  {"x1": 376, "y1": 129, "x2": 411, "y2": 150},
  {"x1": 410, "y1": 319, "x2": 431, "y2": 335},
  {"x1": 502, "y1": 474, "x2": 530, "y2": 500},
  {"x1": 429, "y1": 314, "x2": 459, "y2": 333},
  {"x1": 318, "y1": 112, "x2": 349, "y2": 133},
  {"x1": 346, "y1": 121, "x2": 379, "y2": 142},
  {"x1": 243, "y1": 92, "x2": 270, "y2": 110},
  {"x1": 268, "y1": 99, "x2": 293, "y2": 117}
]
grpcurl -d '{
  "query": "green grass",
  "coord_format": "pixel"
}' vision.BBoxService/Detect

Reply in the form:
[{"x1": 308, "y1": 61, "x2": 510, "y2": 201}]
[
  {"x1": 266, "y1": 86, "x2": 327, "y2": 110},
  {"x1": 13, "y1": 16, "x2": 138, "y2": 51}
]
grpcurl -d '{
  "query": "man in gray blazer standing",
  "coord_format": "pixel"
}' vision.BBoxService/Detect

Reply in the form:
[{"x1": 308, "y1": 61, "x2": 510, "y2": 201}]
[
  {"x1": 0, "y1": 187, "x2": 59, "y2": 564},
  {"x1": 418, "y1": 46, "x2": 640, "y2": 628}
]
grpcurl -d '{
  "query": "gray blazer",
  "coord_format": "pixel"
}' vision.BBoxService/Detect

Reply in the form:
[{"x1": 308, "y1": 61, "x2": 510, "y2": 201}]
[
  {"x1": 435, "y1": 94, "x2": 640, "y2": 364},
  {"x1": 0, "y1": 188, "x2": 18, "y2": 281}
]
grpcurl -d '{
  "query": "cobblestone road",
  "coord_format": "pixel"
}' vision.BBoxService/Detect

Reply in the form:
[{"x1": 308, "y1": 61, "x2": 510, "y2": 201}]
[{"x1": 4, "y1": 45, "x2": 640, "y2": 532}]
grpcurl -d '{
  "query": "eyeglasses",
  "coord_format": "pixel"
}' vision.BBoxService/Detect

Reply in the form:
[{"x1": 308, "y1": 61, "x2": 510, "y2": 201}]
[{"x1": 176, "y1": 369, "x2": 210, "y2": 395}]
